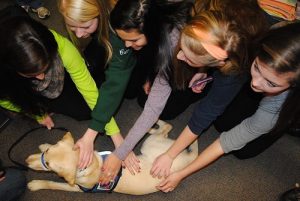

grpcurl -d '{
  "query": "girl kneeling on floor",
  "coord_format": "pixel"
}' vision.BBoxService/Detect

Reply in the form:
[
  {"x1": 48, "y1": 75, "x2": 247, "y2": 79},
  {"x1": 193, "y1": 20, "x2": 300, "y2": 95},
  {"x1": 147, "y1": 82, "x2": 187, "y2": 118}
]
[
  {"x1": 0, "y1": 17, "x2": 99, "y2": 130},
  {"x1": 58, "y1": 0, "x2": 137, "y2": 169},
  {"x1": 154, "y1": 22, "x2": 300, "y2": 192}
]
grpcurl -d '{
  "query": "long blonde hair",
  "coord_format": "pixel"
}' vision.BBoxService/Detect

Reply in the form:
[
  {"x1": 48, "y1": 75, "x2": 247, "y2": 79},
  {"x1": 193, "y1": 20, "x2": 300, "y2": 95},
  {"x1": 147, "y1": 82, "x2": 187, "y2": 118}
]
[
  {"x1": 173, "y1": 11, "x2": 247, "y2": 89},
  {"x1": 193, "y1": 0, "x2": 269, "y2": 41},
  {"x1": 58, "y1": 0, "x2": 116, "y2": 64}
]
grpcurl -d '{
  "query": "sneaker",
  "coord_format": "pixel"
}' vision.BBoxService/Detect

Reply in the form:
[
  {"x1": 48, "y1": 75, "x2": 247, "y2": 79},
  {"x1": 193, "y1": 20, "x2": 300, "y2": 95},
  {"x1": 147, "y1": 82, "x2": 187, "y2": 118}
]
[
  {"x1": 280, "y1": 183, "x2": 300, "y2": 201},
  {"x1": 31, "y1": 7, "x2": 50, "y2": 19}
]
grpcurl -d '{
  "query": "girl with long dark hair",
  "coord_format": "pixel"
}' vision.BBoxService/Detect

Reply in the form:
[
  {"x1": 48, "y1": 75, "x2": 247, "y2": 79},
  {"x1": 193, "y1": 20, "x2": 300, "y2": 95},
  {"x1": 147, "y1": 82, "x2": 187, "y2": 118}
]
[{"x1": 0, "y1": 17, "x2": 98, "y2": 129}]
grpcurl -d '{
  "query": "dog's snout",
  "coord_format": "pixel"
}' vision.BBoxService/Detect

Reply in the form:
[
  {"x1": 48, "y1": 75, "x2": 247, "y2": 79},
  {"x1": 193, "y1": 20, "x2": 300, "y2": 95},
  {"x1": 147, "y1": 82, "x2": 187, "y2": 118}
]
[{"x1": 25, "y1": 154, "x2": 44, "y2": 170}]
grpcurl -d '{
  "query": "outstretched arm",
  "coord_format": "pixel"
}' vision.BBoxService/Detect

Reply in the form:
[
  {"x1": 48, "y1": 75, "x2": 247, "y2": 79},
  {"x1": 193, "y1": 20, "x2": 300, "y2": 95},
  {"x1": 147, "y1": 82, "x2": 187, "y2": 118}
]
[
  {"x1": 151, "y1": 126, "x2": 198, "y2": 178},
  {"x1": 99, "y1": 75, "x2": 172, "y2": 184},
  {"x1": 157, "y1": 138, "x2": 224, "y2": 192}
]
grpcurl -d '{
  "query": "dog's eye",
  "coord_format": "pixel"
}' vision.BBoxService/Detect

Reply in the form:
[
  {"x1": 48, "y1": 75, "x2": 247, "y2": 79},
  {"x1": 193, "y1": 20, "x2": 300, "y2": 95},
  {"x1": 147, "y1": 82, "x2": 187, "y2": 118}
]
[{"x1": 46, "y1": 161, "x2": 49, "y2": 167}]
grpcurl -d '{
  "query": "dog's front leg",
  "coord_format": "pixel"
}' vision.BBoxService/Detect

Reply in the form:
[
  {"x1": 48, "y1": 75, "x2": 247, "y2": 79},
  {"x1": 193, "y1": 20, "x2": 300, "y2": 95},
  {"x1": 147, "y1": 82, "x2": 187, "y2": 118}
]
[{"x1": 28, "y1": 180, "x2": 82, "y2": 192}]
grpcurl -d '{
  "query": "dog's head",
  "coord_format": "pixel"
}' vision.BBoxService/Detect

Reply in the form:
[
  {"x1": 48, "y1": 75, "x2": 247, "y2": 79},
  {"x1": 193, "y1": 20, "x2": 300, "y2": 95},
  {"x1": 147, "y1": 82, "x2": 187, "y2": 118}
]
[{"x1": 26, "y1": 132, "x2": 79, "y2": 185}]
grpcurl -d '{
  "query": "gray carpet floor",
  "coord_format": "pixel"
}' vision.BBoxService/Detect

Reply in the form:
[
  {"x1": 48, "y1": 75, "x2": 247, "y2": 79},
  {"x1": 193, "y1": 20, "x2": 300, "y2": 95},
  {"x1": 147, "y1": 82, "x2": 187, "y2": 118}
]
[{"x1": 0, "y1": 1, "x2": 299, "y2": 200}]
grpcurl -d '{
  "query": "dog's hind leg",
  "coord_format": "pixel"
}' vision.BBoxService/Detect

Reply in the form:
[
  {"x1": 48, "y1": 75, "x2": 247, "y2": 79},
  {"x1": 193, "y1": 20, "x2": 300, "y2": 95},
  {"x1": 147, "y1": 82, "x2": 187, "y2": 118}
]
[
  {"x1": 28, "y1": 180, "x2": 82, "y2": 192},
  {"x1": 148, "y1": 120, "x2": 172, "y2": 138}
]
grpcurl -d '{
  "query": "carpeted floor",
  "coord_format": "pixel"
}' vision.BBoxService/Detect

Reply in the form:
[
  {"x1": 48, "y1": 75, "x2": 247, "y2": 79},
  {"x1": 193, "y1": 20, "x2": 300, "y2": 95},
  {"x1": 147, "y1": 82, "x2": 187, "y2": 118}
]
[{"x1": 0, "y1": 1, "x2": 299, "y2": 201}]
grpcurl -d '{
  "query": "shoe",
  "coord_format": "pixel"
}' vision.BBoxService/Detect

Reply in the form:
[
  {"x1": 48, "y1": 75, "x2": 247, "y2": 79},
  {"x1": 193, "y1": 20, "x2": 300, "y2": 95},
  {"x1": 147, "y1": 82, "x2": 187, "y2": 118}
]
[
  {"x1": 280, "y1": 183, "x2": 300, "y2": 201},
  {"x1": 31, "y1": 7, "x2": 50, "y2": 19}
]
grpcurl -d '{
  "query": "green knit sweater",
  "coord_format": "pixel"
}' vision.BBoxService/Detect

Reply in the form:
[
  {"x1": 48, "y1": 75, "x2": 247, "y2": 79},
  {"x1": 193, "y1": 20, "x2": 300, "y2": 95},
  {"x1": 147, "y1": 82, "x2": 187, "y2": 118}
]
[{"x1": 89, "y1": 32, "x2": 136, "y2": 135}]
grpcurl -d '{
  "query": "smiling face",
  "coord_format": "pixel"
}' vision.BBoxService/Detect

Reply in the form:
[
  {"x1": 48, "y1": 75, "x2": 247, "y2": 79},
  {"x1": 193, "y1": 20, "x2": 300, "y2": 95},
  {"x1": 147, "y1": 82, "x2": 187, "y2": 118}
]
[
  {"x1": 115, "y1": 29, "x2": 147, "y2": 51},
  {"x1": 177, "y1": 37, "x2": 226, "y2": 68},
  {"x1": 64, "y1": 17, "x2": 99, "y2": 39},
  {"x1": 250, "y1": 58, "x2": 294, "y2": 95}
]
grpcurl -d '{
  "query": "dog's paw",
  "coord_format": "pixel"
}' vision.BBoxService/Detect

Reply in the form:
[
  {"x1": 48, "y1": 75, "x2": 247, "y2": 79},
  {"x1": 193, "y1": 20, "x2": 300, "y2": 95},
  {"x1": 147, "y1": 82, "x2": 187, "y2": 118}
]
[{"x1": 27, "y1": 180, "x2": 45, "y2": 191}]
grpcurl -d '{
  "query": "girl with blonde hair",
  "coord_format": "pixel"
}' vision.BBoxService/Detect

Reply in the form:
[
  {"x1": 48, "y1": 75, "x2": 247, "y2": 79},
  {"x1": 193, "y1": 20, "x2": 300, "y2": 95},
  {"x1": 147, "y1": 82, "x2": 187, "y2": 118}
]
[
  {"x1": 58, "y1": 0, "x2": 113, "y2": 61},
  {"x1": 58, "y1": 0, "x2": 137, "y2": 169}
]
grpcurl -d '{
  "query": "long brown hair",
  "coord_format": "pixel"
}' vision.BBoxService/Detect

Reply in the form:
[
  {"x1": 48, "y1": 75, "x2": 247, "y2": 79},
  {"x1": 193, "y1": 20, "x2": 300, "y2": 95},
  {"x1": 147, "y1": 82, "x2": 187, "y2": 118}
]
[
  {"x1": 0, "y1": 17, "x2": 59, "y2": 115},
  {"x1": 257, "y1": 22, "x2": 300, "y2": 135}
]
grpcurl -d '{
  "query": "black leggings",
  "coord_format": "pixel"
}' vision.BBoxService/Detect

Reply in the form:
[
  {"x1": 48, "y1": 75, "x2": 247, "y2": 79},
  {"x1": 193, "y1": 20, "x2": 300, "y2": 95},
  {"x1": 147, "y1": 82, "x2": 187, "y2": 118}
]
[{"x1": 45, "y1": 72, "x2": 93, "y2": 120}]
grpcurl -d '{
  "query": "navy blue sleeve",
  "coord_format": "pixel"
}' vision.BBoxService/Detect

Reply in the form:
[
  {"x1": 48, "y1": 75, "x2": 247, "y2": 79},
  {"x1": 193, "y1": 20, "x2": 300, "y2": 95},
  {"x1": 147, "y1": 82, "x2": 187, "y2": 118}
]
[{"x1": 188, "y1": 70, "x2": 247, "y2": 135}]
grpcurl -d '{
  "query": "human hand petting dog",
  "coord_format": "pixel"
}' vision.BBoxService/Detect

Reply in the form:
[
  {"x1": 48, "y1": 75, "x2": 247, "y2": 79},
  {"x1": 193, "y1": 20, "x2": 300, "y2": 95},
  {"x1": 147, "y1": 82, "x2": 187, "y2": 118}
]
[
  {"x1": 156, "y1": 171, "x2": 183, "y2": 193},
  {"x1": 122, "y1": 151, "x2": 140, "y2": 175},
  {"x1": 99, "y1": 153, "x2": 122, "y2": 184},
  {"x1": 110, "y1": 134, "x2": 141, "y2": 175},
  {"x1": 99, "y1": 152, "x2": 141, "y2": 184},
  {"x1": 151, "y1": 152, "x2": 173, "y2": 178},
  {"x1": 74, "y1": 128, "x2": 98, "y2": 169}
]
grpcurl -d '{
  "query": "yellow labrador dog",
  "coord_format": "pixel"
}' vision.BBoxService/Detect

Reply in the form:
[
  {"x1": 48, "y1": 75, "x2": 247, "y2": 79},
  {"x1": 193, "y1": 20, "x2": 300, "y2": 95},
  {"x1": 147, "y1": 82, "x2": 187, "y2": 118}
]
[{"x1": 26, "y1": 120, "x2": 198, "y2": 195}]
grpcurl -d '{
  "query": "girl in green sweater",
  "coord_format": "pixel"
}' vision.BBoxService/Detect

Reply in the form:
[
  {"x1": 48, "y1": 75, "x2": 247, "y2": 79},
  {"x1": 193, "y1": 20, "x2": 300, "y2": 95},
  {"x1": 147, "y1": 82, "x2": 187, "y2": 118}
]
[{"x1": 58, "y1": 0, "x2": 137, "y2": 169}]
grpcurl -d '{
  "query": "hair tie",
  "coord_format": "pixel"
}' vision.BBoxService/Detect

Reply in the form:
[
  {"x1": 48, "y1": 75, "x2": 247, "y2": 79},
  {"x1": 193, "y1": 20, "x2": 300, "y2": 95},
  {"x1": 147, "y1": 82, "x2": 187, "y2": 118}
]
[{"x1": 192, "y1": 28, "x2": 228, "y2": 60}]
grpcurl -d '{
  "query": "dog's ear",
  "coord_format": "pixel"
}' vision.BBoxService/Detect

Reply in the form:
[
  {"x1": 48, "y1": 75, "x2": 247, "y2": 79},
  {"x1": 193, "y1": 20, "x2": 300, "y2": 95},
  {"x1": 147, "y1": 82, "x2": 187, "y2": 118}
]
[
  {"x1": 61, "y1": 165, "x2": 77, "y2": 186},
  {"x1": 62, "y1": 132, "x2": 75, "y2": 145},
  {"x1": 26, "y1": 153, "x2": 46, "y2": 170},
  {"x1": 39, "y1": 143, "x2": 52, "y2": 152},
  {"x1": 60, "y1": 153, "x2": 78, "y2": 186}
]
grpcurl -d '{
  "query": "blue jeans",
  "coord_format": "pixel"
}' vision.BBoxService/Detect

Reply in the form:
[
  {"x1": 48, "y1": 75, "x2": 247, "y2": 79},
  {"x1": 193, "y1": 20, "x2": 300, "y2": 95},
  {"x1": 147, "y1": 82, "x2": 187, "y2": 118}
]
[
  {"x1": 16, "y1": 0, "x2": 42, "y2": 9},
  {"x1": 0, "y1": 168, "x2": 26, "y2": 201}
]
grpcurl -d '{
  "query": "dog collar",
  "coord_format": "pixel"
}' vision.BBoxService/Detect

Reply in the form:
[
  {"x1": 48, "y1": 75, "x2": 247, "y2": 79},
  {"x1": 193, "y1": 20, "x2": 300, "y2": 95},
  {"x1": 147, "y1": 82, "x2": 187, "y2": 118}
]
[
  {"x1": 41, "y1": 152, "x2": 49, "y2": 170},
  {"x1": 98, "y1": 151, "x2": 112, "y2": 159},
  {"x1": 78, "y1": 151, "x2": 122, "y2": 193}
]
